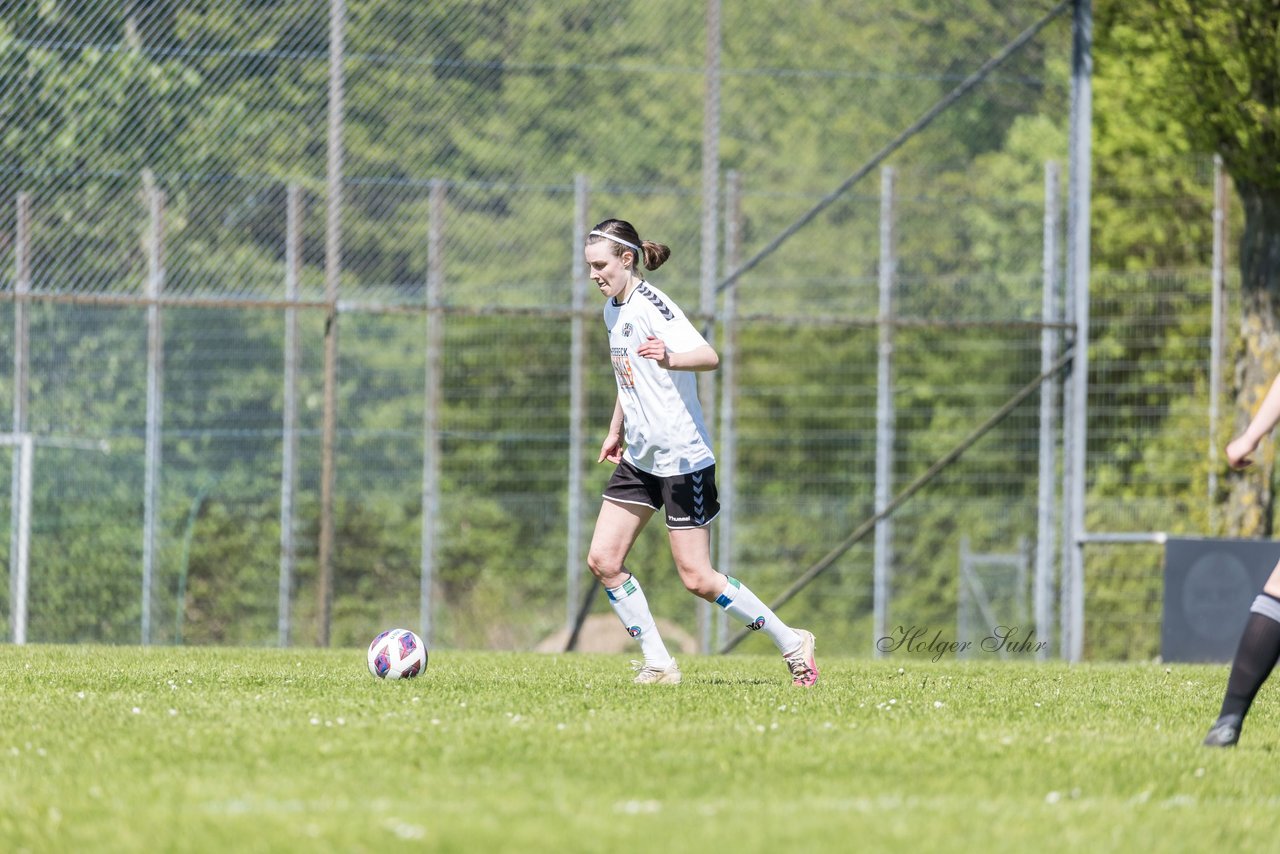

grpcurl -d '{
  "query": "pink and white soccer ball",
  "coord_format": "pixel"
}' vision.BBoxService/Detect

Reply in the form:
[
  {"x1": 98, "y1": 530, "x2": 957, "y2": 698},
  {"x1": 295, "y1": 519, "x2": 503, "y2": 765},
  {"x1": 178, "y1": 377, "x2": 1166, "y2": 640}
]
[{"x1": 367, "y1": 628, "x2": 428, "y2": 680}]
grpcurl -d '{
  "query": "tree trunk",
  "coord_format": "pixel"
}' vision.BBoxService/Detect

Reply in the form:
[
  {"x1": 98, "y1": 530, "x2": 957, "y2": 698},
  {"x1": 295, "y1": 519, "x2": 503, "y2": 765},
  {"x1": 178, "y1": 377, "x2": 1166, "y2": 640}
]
[{"x1": 1225, "y1": 179, "x2": 1280, "y2": 537}]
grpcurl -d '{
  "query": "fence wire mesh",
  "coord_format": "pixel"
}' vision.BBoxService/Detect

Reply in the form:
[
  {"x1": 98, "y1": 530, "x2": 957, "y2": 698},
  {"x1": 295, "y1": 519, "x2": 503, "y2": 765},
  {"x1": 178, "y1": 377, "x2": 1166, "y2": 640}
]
[{"x1": 0, "y1": 1, "x2": 1229, "y2": 659}]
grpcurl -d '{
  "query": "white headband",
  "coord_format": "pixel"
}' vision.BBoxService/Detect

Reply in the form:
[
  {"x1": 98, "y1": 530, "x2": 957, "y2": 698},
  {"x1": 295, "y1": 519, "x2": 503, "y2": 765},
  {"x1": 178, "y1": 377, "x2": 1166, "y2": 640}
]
[{"x1": 589, "y1": 229, "x2": 642, "y2": 258}]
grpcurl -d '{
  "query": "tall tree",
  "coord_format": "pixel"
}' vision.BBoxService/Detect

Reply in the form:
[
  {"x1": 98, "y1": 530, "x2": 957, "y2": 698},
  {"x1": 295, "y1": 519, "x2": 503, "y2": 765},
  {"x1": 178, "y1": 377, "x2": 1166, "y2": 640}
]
[{"x1": 1100, "y1": 1, "x2": 1280, "y2": 535}]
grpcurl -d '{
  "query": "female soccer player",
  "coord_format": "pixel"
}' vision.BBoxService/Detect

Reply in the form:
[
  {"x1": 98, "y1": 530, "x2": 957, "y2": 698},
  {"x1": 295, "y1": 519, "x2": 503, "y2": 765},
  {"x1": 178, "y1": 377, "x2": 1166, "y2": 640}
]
[
  {"x1": 582, "y1": 218, "x2": 819, "y2": 687},
  {"x1": 1204, "y1": 372, "x2": 1280, "y2": 746}
]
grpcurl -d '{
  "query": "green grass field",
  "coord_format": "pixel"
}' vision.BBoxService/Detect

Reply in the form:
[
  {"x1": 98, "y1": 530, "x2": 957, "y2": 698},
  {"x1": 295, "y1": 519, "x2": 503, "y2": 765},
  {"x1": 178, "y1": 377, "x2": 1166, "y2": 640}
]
[{"x1": 3, "y1": 645, "x2": 1279, "y2": 853}]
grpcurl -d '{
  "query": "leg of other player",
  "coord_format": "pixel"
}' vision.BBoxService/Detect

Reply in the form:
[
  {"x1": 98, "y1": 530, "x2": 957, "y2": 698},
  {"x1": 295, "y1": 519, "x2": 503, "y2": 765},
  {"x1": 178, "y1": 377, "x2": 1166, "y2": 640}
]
[{"x1": 1204, "y1": 556, "x2": 1280, "y2": 747}]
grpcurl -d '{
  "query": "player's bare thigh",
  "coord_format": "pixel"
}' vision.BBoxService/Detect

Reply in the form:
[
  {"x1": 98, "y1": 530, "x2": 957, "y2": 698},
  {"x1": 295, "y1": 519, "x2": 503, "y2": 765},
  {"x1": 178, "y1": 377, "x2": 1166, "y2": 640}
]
[
  {"x1": 667, "y1": 524, "x2": 722, "y2": 601},
  {"x1": 586, "y1": 498, "x2": 654, "y2": 586}
]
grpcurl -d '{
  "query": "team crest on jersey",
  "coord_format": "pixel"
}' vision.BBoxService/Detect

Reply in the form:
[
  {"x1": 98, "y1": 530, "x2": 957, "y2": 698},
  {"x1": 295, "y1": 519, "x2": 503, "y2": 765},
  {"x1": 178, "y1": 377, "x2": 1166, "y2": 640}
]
[{"x1": 622, "y1": 323, "x2": 633, "y2": 337}]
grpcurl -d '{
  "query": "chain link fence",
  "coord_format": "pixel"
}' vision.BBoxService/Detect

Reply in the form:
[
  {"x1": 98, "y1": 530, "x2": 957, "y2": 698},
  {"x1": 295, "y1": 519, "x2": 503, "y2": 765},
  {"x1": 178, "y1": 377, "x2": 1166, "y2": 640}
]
[{"x1": 0, "y1": 1, "x2": 1229, "y2": 659}]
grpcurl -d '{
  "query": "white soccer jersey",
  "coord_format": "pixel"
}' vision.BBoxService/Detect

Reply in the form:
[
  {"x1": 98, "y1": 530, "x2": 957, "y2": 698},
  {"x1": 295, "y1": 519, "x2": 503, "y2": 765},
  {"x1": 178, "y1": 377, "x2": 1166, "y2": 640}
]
[{"x1": 603, "y1": 281, "x2": 716, "y2": 476}]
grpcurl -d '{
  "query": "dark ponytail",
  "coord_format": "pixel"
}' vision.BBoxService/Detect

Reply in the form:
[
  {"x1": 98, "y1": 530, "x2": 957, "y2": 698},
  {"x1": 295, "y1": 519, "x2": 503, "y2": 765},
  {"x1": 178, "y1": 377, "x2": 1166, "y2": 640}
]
[
  {"x1": 639, "y1": 240, "x2": 670, "y2": 271},
  {"x1": 587, "y1": 218, "x2": 671, "y2": 271}
]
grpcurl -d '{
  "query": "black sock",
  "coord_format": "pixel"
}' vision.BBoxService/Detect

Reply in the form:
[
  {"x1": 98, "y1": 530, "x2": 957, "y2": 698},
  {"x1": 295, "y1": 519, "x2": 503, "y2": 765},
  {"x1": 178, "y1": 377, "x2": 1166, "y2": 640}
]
[{"x1": 1219, "y1": 598, "x2": 1280, "y2": 721}]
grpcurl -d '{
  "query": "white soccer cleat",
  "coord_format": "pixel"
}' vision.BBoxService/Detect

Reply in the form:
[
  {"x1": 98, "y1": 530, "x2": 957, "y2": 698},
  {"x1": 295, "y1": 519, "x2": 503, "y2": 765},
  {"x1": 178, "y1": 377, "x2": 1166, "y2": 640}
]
[
  {"x1": 783, "y1": 629, "x2": 819, "y2": 687},
  {"x1": 631, "y1": 659, "x2": 682, "y2": 685}
]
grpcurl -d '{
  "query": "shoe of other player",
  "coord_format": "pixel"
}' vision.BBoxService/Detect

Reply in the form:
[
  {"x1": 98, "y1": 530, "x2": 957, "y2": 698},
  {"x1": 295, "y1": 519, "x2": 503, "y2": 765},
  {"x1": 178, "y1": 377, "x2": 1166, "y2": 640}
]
[{"x1": 1202, "y1": 714, "x2": 1242, "y2": 748}]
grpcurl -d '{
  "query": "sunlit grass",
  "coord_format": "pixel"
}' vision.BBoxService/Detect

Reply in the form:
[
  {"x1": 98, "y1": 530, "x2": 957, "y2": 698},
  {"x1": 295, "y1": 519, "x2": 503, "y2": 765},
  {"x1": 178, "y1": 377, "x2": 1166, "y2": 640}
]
[{"x1": 2, "y1": 647, "x2": 1277, "y2": 852}]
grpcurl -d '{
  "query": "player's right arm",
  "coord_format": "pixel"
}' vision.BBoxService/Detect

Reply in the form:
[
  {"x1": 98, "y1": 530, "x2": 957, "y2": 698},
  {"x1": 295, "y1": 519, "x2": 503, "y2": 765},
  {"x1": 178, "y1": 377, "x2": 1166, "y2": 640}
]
[
  {"x1": 598, "y1": 396, "x2": 625, "y2": 464},
  {"x1": 636, "y1": 336, "x2": 719, "y2": 371},
  {"x1": 1228, "y1": 373, "x2": 1280, "y2": 468}
]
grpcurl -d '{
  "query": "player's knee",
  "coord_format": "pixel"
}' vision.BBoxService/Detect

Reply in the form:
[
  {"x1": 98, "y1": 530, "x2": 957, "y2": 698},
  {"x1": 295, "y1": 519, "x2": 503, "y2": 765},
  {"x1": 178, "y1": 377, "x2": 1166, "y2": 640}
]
[
  {"x1": 677, "y1": 566, "x2": 719, "y2": 599},
  {"x1": 587, "y1": 548, "x2": 623, "y2": 582}
]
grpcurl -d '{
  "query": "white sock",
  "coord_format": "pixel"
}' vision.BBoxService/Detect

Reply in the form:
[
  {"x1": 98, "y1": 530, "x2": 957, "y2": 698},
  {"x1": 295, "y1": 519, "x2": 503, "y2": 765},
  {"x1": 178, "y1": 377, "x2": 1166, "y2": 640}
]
[
  {"x1": 715, "y1": 575, "x2": 801, "y2": 654},
  {"x1": 606, "y1": 575, "x2": 673, "y2": 666}
]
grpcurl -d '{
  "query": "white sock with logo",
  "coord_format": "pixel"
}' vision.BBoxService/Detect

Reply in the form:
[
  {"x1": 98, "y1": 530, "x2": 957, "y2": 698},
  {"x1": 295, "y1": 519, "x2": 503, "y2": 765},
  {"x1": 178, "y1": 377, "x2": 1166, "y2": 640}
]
[
  {"x1": 715, "y1": 575, "x2": 801, "y2": 654},
  {"x1": 606, "y1": 575, "x2": 673, "y2": 666}
]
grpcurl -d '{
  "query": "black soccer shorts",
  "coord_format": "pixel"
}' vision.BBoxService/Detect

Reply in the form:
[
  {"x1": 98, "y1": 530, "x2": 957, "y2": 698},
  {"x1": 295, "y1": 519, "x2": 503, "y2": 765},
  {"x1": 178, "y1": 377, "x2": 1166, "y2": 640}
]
[{"x1": 603, "y1": 460, "x2": 720, "y2": 529}]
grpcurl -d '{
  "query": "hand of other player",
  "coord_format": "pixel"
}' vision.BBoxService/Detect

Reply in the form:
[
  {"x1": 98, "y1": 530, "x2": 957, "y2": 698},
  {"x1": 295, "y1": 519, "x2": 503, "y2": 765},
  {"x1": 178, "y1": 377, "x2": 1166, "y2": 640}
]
[{"x1": 1226, "y1": 434, "x2": 1260, "y2": 469}]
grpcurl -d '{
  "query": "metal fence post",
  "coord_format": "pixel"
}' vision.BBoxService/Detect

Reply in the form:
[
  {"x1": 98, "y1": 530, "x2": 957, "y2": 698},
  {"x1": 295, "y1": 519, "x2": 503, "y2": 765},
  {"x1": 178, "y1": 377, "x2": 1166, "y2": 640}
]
[
  {"x1": 716, "y1": 170, "x2": 742, "y2": 651},
  {"x1": 958, "y1": 536, "x2": 972, "y2": 657},
  {"x1": 279, "y1": 184, "x2": 302, "y2": 647},
  {"x1": 1035, "y1": 161, "x2": 1061, "y2": 659},
  {"x1": 10, "y1": 192, "x2": 30, "y2": 643},
  {"x1": 12, "y1": 435, "x2": 32, "y2": 645},
  {"x1": 695, "y1": 0, "x2": 724, "y2": 655},
  {"x1": 421, "y1": 179, "x2": 445, "y2": 645},
  {"x1": 873, "y1": 165, "x2": 896, "y2": 656},
  {"x1": 567, "y1": 175, "x2": 589, "y2": 631},
  {"x1": 1208, "y1": 155, "x2": 1228, "y2": 525},
  {"x1": 1058, "y1": 265, "x2": 1076, "y2": 661},
  {"x1": 1064, "y1": 0, "x2": 1093, "y2": 661},
  {"x1": 142, "y1": 174, "x2": 166, "y2": 646},
  {"x1": 317, "y1": 0, "x2": 346, "y2": 647}
]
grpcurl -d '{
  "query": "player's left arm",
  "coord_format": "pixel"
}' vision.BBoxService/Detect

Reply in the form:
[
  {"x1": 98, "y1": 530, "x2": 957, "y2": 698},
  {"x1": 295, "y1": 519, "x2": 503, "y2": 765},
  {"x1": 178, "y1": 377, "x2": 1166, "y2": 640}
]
[{"x1": 636, "y1": 337, "x2": 719, "y2": 371}]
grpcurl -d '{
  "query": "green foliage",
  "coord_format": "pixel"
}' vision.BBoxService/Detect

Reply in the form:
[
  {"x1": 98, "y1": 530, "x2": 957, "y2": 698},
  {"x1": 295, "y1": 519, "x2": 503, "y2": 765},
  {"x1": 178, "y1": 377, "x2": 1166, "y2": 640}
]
[
  {"x1": 1094, "y1": 0, "x2": 1280, "y2": 545},
  {"x1": 1092, "y1": 3, "x2": 1220, "y2": 270},
  {"x1": 1103, "y1": 0, "x2": 1280, "y2": 191},
  {"x1": 0, "y1": 2, "x2": 1251, "y2": 659}
]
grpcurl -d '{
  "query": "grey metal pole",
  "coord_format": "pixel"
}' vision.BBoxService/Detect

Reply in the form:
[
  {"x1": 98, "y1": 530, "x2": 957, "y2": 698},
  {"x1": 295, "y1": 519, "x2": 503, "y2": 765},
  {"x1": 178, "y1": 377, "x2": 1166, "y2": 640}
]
[
  {"x1": 567, "y1": 174, "x2": 589, "y2": 630},
  {"x1": 873, "y1": 166, "x2": 896, "y2": 656},
  {"x1": 1017, "y1": 536, "x2": 1030, "y2": 626},
  {"x1": 1058, "y1": 251, "x2": 1076, "y2": 661},
  {"x1": 278, "y1": 184, "x2": 302, "y2": 647},
  {"x1": 698, "y1": 0, "x2": 723, "y2": 324},
  {"x1": 1035, "y1": 161, "x2": 1061, "y2": 660},
  {"x1": 142, "y1": 176, "x2": 166, "y2": 646},
  {"x1": 1208, "y1": 155, "x2": 1227, "y2": 524},
  {"x1": 699, "y1": 0, "x2": 723, "y2": 302},
  {"x1": 701, "y1": 0, "x2": 721, "y2": 322},
  {"x1": 12, "y1": 435, "x2": 32, "y2": 645},
  {"x1": 318, "y1": 0, "x2": 345, "y2": 647},
  {"x1": 695, "y1": 0, "x2": 723, "y2": 654},
  {"x1": 10, "y1": 192, "x2": 30, "y2": 643},
  {"x1": 1064, "y1": 0, "x2": 1093, "y2": 662},
  {"x1": 957, "y1": 536, "x2": 971, "y2": 658},
  {"x1": 421, "y1": 179, "x2": 445, "y2": 644},
  {"x1": 716, "y1": 170, "x2": 742, "y2": 650}
]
